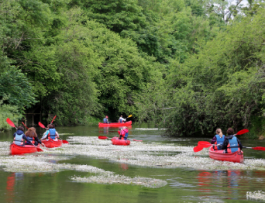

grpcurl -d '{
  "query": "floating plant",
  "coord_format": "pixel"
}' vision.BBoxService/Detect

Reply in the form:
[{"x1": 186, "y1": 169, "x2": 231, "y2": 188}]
[
  {"x1": 246, "y1": 190, "x2": 265, "y2": 201},
  {"x1": 71, "y1": 174, "x2": 167, "y2": 188}
]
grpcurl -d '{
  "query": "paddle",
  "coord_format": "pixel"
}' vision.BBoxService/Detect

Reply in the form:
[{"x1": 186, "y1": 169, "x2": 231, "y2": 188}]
[
  {"x1": 38, "y1": 121, "x2": 69, "y2": 144},
  {"x1": 98, "y1": 135, "x2": 142, "y2": 142},
  {"x1": 50, "y1": 115, "x2": 56, "y2": 124},
  {"x1": 6, "y1": 118, "x2": 16, "y2": 128},
  {"x1": 21, "y1": 122, "x2": 29, "y2": 130},
  {"x1": 194, "y1": 129, "x2": 250, "y2": 153},
  {"x1": 6, "y1": 118, "x2": 43, "y2": 151},
  {"x1": 195, "y1": 141, "x2": 265, "y2": 152},
  {"x1": 234, "y1": 129, "x2": 249, "y2": 135}
]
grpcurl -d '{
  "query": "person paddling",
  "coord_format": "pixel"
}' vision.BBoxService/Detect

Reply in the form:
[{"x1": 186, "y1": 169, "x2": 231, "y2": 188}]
[
  {"x1": 41, "y1": 124, "x2": 59, "y2": 140},
  {"x1": 123, "y1": 127, "x2": 129, "y2": 140},
  {"x1": 222, "y1": 128, "x2": 243, "y2": 153},
  {"x1": 13, "y1": 126, "x2": 33, "y2": 146},
  {"x1": 118, "y1": 115, "x2": 126, "y2": 123},
  {"x1": 211, "y1": 128, "x2": 225, "y2": 150},
  {"x1": 118, "y1": 127, "x2": 123, "y2": 139},
  {"x1": 25, "y1": 127, "x2": 45, "y2": 147},
  {"x1": 103, "y1": 116, "x2": 109, "y2": 124}
]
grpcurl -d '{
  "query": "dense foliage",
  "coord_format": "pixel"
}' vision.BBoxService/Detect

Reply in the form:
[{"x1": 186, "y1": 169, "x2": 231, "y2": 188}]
[{"x1": 1, "y1": 0, "x2": 265, "y2": 137}]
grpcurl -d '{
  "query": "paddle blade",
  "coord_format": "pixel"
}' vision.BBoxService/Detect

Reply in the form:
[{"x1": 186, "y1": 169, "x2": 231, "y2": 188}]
[
  {"x1": 98, "y1": 136, "x2": 108, "y2": 139},
  {"x1": 193, "y1": 146, "x2": 204, "y2": 152},
  {"x1": 127, "y1": 115, "x2": 132, "y2": 118},
  {"x1": 236, "y1": 129, "x2": 249, "y2": 135},
  {"x1": 36, "y1": 147, "x2": 43, "y2": 152},
  {"x1": 62, "y1": 140, "x2": 69, "y2": 144},
  {"x1": 51, "y1": 115, "x2": 56, "y2": 124},
  {"x1": 252, "y1": 146, "x2": 265, "y2": 151},
  {"x1": 38, "y1": 122, "x2": 46, "y2": 128},
  {"x1": 6, "y1": 118, "x2": 16, "y2": 128},
  {"x1": 198, "y1": 141, "x2": 211, "y2": 146},
  {"x1": 132, "y1": 139, "x2": 142, "y2": 142}
]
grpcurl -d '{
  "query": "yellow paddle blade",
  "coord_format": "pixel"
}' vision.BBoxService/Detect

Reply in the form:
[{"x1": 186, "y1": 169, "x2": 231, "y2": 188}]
[{"x1": 127, "y1": 115, "x2": 132, "y2": 118}]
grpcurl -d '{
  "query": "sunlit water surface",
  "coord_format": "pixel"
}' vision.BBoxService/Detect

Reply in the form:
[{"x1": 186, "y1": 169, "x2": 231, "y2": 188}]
[{"x1": 0, "y1": 124, "x2": 265, "y2": 203}]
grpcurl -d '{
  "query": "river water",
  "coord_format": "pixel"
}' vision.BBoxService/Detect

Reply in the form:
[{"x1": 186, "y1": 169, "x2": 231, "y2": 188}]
[{"x1": 0, "y1": 124, "x2": 265, "y2": 203}]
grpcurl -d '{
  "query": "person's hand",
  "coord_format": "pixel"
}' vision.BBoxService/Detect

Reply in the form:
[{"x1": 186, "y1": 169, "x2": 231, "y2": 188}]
[{"x1": 41, "y1": 143, "x2": 45, "y2": 147}]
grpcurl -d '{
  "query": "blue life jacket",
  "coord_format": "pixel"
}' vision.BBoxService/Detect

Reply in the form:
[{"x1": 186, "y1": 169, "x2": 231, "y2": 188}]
[
  {"x1": 119, "y1": 118, "x2": 123, "y2": 123},
  {"x1": 228, "y1": 136, "x2": 239, "y2": 153},
  {"x1": 124, "y1": 132, "x2": 128, "y2": 138},
  {"x1": 25, "y1": 136, "x2": 34, "y2": 145},
  {"x1": 215, "y1": 134, "x2": 225, "y2": 150},
  {"x1": 13, "y1": 133, "x2": 24, "y2": 145},
  {"x1": 103, "y1": 118, "x2": 108, "y2": 123},
  {"x1": 48, "y1": 128, "x2": 56, "y2": 140}
]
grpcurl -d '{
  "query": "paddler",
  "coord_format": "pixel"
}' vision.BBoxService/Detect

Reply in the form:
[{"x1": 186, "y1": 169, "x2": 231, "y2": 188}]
[
  {"x1": 103, "y1": 115, "x2": 109, "y2": 124},
  {"x1": 118, "y1": 115, "x2": 126, "y2": 123},
  {"x1": 41, "y1": 124, "x2": 59, "y2": 140},
  {"x1": 118, "y1": 127, "x2": 123, "y2": 139},
  {"x1": 221, "y1": 128, "x2": 243, "y2": 153},
  {"x1": 211, "y1": 128, "x2": 225, "y2": 150},
  {"x1": 25, "y1": 127, "x2": 45, "y2": 147},
  {"x1": 123, "y1": 127, "x2": 129, "y2": 140},
  {"x1": 13, "y1": 126, "x2": 33, "y2": 146}
]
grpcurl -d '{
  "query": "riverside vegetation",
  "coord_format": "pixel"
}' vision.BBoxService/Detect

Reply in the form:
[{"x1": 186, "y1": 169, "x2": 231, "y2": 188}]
[{"x1": 1, "y1": 0, "x2": 265, "y2": 138}]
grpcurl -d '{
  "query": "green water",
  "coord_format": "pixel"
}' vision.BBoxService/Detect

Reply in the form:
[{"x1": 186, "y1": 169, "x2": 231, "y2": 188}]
[{"x1": 0, "y1": 125, "x2": 265, "y2": 203}]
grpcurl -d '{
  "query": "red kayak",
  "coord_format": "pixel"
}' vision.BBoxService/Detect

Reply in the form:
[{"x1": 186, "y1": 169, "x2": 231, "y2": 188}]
[
  {"x1": 111, "y1": 137, "x2": 130, "y2": 146},
  {"x1": 98, "y1": 121, "x2": 132, "y2": 128},
  {"x1": 209, "y1": 146, "x2": 244, "y2": 163},
  {"x1": 10, "y1": 144, "x2": 39, "y2": 155},
  {"x1": 42, "y1": 139, "x2": 62, "y2": 148}
]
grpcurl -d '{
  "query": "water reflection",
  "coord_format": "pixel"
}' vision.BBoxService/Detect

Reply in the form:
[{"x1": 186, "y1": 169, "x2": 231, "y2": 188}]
[
  {"x1": 6, "y1": 173, "x2": 15, "y2": 203},
  {"x1": 197, "y1": 170, "x2": 242, "y2": 199},
  {"x1": 120, "y1": 163, "x2": 129, "y2": 171},
  {"x1": 6, "y1": 172, "x2": 24, "y2": 203}
]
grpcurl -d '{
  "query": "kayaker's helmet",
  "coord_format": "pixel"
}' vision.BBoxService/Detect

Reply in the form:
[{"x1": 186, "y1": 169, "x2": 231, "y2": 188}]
[{"x1": 106, "y1": 116, "x2": 108, "y2": 118}]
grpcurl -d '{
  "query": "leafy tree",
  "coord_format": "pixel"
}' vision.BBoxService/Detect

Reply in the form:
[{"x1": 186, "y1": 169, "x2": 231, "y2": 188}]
[{"x1": 0, "y1": 65, "x2": 36, "y2": 110}]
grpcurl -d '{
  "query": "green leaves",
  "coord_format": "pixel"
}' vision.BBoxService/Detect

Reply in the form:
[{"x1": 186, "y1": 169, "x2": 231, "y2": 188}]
[{"x1": 0, "y1": 66, "x2": 36, "y2": 110}]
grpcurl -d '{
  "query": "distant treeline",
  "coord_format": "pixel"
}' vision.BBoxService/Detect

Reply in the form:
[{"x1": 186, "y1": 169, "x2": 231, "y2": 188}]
[{"x1": 1, "y1": 0, "x2": 265, "y2": 138}]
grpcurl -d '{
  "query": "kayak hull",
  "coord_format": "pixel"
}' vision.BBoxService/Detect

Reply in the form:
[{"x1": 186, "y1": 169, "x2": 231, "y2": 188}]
[
  {"x1": 209, "y1": 146, "x2": 244, "y2": 163},
  {"x1": 42, "y1": 139, "x2": 62, "y2": 148},
  {"x1": 98, "y1": 121, "x2": 132, "y2": 128},
  {"x1": 10, "y1": 144, "x2": 38, "y2": 155},
  {"x1": 111, "y1": 137, "x2": 130, "y2": 146}
]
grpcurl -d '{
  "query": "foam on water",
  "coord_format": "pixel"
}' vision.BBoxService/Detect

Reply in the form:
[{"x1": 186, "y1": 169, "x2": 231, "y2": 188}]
[
  {"x1": 1, "y1": 136, "x2": 265, "y2": 189},
  {"x1": 71, "y1": 174, "x2": 167, "y2": 188},
  {"x1": 246, "y1": 190, "x2": 265, "y2": 201}
]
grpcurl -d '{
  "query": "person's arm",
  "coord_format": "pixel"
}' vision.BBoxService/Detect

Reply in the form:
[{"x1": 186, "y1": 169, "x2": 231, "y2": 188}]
[
  {"x1": 211, "y1": 136, "x2": 216, "y2": 144},
  {"x1": 35, "y1": 137, "x2": 42, "y2": 144},
  {"x1": 41, "y1": 131, "x2": 49, "y2": 139},
  {"x1": 237, "y1": 138, "x2": 243, "y2": 150},
  {"x1": 55, "y1": 131, "x2": 59, "y2": 138},
  {"x1": 22, "y1": 135, "x2": 34, "y2": 145},
  {"x1": 221, "y1": 139, "x2": 228, "y2": 150}
]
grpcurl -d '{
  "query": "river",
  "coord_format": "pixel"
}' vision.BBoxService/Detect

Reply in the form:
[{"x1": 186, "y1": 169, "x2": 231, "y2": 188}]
[{"x1": 0, "y1": 124, "x2": 265, "y2": 203}]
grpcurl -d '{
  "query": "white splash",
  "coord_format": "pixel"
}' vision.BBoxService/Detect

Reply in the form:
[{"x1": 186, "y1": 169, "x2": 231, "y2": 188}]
[
  {"x1": 246, "y1": 191, "x2": 265, "y2": 201},
  {"x1": 71, "y1": 174, "x2": 167, "y2": 188}
]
